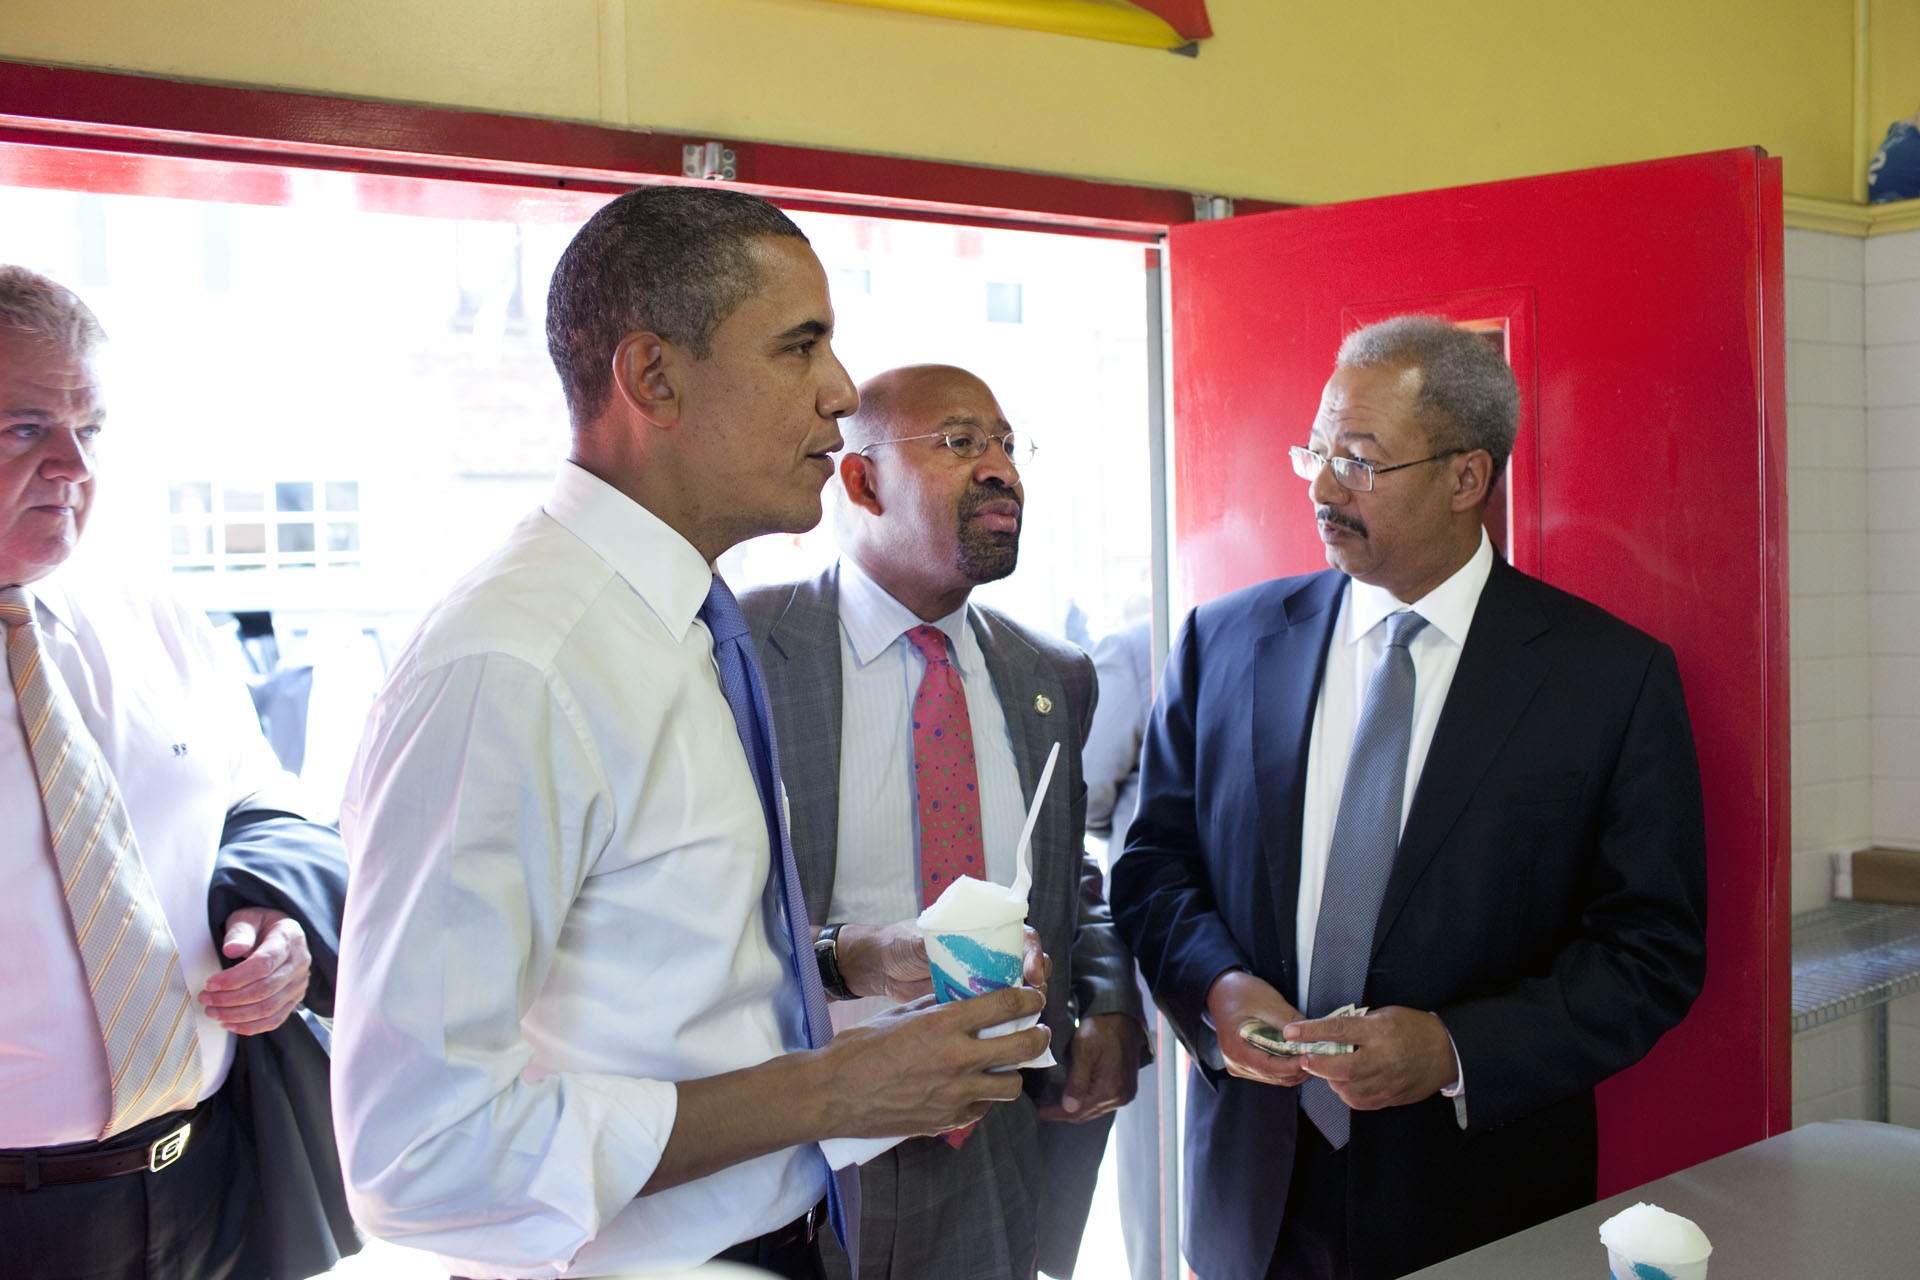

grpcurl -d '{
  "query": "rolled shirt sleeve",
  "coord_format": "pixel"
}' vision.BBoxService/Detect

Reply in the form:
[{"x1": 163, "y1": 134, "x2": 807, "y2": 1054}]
[
  {"x1": 336, "y1": 622, "x2": 821, "y2": 1273},
  {"x1": 335, "y1": 653, "x2": 676, "y2": 1270},
  {"x1": 335, "y1": 481, "x2": 825, "y2": 1276}
]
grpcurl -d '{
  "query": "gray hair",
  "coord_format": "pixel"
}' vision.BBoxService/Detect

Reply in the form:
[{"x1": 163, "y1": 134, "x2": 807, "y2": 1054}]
[
  {"x1": 0, "y1": 265, "x2": 106, "y2": 356},
  {"x1": 1336, "y1": 316, "x2": 1519, "y2": 478},
  {"x1": 546, "y1": 185, "x2": 809, "y2": 425}
]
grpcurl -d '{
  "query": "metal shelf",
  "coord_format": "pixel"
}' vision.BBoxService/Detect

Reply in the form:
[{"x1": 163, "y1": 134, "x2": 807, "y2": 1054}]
[
  {"x1": 1790, "y1": 901, "x2": 1920, "y2": 1124},
  {"x1": 1792, "y1": 901, "x2": 1920, "y2": 1033}
]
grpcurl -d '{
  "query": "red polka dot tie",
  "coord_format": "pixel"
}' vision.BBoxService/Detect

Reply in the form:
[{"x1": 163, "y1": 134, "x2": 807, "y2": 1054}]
[
  {"x1": 907, "y1": 625, "x2": 987, "y2": 907},
  {"x1": 907, "y1": 624, "x2": 987, "y2": 1147}
]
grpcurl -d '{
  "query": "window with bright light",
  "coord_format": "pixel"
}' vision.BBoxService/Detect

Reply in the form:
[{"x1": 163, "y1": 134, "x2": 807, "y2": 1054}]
[
  {"x1": 2, "y1": 151, "x2": 1160, "y2": 1280},
  {"x1": 0, "y1": 173, "x2": 1153, "y2": 812}
]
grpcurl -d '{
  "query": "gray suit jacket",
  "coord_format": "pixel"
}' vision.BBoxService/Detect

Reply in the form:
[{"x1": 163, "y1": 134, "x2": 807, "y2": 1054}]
[{"x1": 742, "y1": 565, "x2": 1142, "y2": 1275}]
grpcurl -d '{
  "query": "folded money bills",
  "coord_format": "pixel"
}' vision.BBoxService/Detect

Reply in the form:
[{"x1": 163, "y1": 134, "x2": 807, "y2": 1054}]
[{"x1": 1240, "y1": 1004, "x2": 1368, "y2": 1056}]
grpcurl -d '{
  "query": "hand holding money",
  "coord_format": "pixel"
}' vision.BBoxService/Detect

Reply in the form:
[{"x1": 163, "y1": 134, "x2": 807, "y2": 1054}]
[
  {"x1": 1206, "y1": 969, "x2": 1311, "y2": 1087},
  {"x1": 1240, "y1": 1003, "x2": 1368, "y2": 1057},
  {"x1": 1282, "y1": 1005, "x2": 1461, "y2": 1111}
]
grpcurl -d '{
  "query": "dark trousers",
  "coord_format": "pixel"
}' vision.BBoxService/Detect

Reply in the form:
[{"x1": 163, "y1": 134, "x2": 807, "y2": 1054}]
[
  {"x1": 0, "y1": 1089, "x2": 264, "y2": 1280},
  {"x1": 1266, "y1": 1111, "x2": 1350, "y2": 1280},
  {"x1": 715, "y1": 1226, "x2": 827, "y2": 1280}
]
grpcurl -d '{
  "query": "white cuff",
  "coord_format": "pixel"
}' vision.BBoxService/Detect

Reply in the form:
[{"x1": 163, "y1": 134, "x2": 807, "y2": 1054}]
[{"x1": 1437, "y1": 1020, "x2": 1467, "y2": 1129}]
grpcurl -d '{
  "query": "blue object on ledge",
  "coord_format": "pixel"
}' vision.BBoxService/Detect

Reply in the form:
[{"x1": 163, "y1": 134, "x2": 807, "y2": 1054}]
[{"x1": 1868, "y1": 117, "x2": 1920, "y2": 203}]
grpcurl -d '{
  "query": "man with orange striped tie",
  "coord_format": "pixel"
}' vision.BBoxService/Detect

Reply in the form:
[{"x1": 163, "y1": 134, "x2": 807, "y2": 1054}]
[{"x1": 0, "y1": 266, "x2": 337, "y2": 1280}]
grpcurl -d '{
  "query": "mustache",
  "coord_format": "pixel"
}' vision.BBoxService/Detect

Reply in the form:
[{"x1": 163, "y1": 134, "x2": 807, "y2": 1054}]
[
  {"x1": 1316, "y1": 506, "x2": 1367, "y2": 537},
  {"x1": 960, "y1": 482, "x2": 1022, "y2": 522}
]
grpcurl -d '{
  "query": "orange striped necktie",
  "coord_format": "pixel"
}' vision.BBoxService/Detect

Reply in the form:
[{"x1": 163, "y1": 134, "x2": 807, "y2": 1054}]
[{"x1": 0, "y1": 586, "x2": 203, "y2": 1137}]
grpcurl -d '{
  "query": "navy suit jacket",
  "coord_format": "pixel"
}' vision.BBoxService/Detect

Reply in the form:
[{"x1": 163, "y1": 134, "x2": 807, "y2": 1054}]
[{"x1": 1110, "y1": 560, "x2": 1707, "y2": 1280}]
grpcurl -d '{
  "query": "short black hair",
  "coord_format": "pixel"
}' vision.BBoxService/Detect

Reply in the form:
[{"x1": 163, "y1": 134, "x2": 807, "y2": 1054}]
[{"x1": 546, "y1": 186, "x2": 809, "y2": 424}]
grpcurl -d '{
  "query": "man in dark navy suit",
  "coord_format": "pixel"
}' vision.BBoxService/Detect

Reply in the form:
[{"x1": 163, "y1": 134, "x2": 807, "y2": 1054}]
[{"x1": 1110, "y1": 317, "x2": 1708, "y2": 1280}]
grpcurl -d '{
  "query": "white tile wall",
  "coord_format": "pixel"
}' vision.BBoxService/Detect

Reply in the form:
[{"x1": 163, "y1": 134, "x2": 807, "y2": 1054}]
[
  {"x1": 1894, "y1": 992, "x2": 1920, "y2": 1128},
  {"x1": 1786, "y1": 229, "x2": 1872, "y2": 910},
  {"x1": 1791, "y1": 1011, "x2": 1876, "y2": 1126},
  {"x1": 1867, "y1": 227, "x2": 1920, "y2": 850},
  {"x1": 1787, "y1": 225, "x2": 1920, "y2": 1130},
  {"x1": 1867, "y1": 229, "x2": 1920, "y2": 284}
]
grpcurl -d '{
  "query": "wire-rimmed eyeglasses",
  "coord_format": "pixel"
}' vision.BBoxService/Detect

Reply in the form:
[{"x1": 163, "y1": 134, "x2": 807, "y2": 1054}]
[
  {"x1": 859, "y1": 429, "x2": 1036, "y2": 466},
  {"x1": 1288, "y1": 445, "x2": 1460, "y2": 492}
]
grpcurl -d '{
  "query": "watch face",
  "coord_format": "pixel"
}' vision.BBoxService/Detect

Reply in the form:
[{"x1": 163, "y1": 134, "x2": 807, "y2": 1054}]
[{"x1": 814, "y1": 927, "x2": 852, "y2": 1000}]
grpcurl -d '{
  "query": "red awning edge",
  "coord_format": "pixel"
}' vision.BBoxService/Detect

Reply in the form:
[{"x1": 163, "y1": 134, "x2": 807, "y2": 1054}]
[{"x1": 1135, "y1": 0, "x2": 1211, "y2": 41}]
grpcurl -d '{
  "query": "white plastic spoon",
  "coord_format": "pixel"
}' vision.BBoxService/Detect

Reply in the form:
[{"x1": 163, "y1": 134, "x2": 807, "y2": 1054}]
[{"x1": 1011, "y1": 741, "x2": 1060, "y2": 903}]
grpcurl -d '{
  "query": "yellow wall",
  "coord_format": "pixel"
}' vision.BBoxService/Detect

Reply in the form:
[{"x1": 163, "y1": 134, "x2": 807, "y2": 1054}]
[
  {"x1": 0, "y1": 0, "x2": 1880, "y2": 204},
  {"x1": 1868, "y1": 0, "x2": 1920, "y2": 159}
]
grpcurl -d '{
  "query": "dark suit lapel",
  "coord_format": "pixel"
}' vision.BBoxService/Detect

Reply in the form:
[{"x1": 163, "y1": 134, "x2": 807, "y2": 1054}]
[
  {"x1": 1251, "y1": 573, "x2": 1344, "y2": 974},
  {"x1": 971, "y1": 610, "x2": 1060, "y2": 839},
  {"x1": 1375, "y1": 560, "x2": 1550, "y2": 950},
  {"x1": 973, "y1": 609, "x2": 1075, "y2": 1072},
  {"x1": 761, "y1": 566, "x2": 845, "y2": 923}
]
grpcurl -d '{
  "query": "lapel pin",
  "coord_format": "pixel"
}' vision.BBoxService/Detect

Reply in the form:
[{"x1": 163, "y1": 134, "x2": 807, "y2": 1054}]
[{"x1": 1033, "y1": 694, "x2": 1053, "y2": 716}]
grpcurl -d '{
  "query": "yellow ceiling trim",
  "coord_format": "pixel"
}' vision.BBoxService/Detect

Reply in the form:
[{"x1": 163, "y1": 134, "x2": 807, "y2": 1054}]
[
  {"x1": 1784, "y1": 193, "x2": 1920, "y2": 236},
  {"x1": 817, "y1": 0, "x2": 1189, "y2": 51}
]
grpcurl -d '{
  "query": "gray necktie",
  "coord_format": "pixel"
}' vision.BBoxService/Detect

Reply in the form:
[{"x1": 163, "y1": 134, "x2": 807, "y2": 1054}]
[{"x1": 1301, "y1": 609, "x2": 1428, "y2": 1149}]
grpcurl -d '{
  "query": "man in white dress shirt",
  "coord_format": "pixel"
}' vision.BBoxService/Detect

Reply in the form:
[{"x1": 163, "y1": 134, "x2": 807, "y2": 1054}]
[
  {"x1": 0, "y1": 266, "x2": 330, "y2": 1280},
  {"x1": 743, "y1": 365, "x2": 1146, "y2": 1280},
  {"x1": 333, "y1": 189, "x2": 1051, "y2": 1280}
]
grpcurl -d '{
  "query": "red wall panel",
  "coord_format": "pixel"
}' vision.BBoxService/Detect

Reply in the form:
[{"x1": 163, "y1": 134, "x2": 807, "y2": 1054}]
[{"x1": 1169, "y1": 148, "x2": 1789, "y2": 1191}]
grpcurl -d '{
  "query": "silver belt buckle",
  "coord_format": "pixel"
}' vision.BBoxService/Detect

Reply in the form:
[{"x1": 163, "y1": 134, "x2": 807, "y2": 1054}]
[
  {"x1": 148, "y1": 1122, "x2": 192, "y2": 1173},
  {"x1": 804, "y1": 1200, "x2": 821, "y2": 1242}
]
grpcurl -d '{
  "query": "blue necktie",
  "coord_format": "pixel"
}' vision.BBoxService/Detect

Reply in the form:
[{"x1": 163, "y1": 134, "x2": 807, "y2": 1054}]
[
  {"x1": 1301, "y1": 609, "x2": 1429, "y2": 1149},
  {"x1": 700, "y1": 575, "x2": 858, "y2": 1256}
]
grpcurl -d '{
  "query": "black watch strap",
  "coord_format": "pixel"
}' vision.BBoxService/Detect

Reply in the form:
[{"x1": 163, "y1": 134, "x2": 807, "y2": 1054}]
[{"x1": 815, "y1": 922, "x2": 855, "y2": 1001}]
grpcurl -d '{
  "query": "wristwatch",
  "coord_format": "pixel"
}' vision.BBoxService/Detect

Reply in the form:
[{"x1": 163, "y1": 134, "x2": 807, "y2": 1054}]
[{"x1": 814, "y1": 922, "x2": 855, "y2": 1000}]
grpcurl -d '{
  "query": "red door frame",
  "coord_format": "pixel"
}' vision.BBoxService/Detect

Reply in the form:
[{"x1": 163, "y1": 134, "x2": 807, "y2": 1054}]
[{"x1": 0, "y1": 59, "x2": 1285, "y2": 235}]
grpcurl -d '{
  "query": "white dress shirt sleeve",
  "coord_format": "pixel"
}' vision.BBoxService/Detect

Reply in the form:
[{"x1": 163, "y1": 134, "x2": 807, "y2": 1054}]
[{"x1": 335, "y1": 650, "x2": 678, "y2": 1273}]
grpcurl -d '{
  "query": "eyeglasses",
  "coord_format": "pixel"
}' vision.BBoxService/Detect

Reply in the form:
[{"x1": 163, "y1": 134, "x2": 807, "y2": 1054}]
[
  {"x1": 1288, "y1": 445, "x2": 1460, "y2": 493},
  {"x1": 859, "y1": 429, "x2": 1036, "y2": 466}
]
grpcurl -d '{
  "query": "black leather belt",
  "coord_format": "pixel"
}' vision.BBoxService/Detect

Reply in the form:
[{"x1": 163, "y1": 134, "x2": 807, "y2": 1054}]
[
  {"x1": 715, "y1": 1197, "x2": 829, "y2": 1261},
  {"x1": 454, "y1": 1202, "x2": 831, "y2": 1280},
  {"x1": 0, "y1": 1098, "x2": 212, "y2": 1190}
]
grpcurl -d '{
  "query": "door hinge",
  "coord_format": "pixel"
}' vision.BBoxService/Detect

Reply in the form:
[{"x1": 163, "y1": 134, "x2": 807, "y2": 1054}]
[{"x1": 683, "y1": 142, "x2": 738, "y2": 182}]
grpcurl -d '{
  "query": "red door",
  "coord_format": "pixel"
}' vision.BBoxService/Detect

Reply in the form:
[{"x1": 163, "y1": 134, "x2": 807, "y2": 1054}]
[{"x1": 1168, "y1": 147, "x2": 1787, "y2": 1193}]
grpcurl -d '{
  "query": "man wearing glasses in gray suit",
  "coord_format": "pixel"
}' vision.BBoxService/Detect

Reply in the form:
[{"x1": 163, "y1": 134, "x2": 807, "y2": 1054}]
[{"x1": 744, "y1": 364, "x2": 1146, "y2": 1280}]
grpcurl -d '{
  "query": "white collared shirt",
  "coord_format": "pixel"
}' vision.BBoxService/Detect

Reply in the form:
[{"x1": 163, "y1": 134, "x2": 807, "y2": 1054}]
[
  {"x1": 0, "y1": 560, "x2": 286, "y2": 1146},
  {"x1": 827, "y1": 557, "x2": 1026, "y2": 1032},
  {"x1": 334, "y1": 462, "x2": 824, "y2": 1279},
  {"x1": 1299, "y1": 531, "x2": 1495, "y2": 1125}
]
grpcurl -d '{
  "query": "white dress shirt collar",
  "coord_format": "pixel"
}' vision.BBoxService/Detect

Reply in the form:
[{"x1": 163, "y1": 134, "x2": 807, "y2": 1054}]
[
  {"x1": 837, "y1": 555, "x2": 975, "y2": 672},
  {"x1": 1343, "y1": 526, "x2": 1495, "y2": 648},
  {"x1": 14, "y1": 557, "x2": 90, "y2": 635},
  {"x1": 543, "y1": 460, "x2": 714, "y2": 644}
]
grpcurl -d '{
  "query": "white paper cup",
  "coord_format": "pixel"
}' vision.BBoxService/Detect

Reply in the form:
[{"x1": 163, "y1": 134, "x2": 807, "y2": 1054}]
[
  {"x1": 1606, "y1": 1246, "x2": 1708, "y2": 1280},
  {"x1": 916, "y1": 875, "x2": 1055, "y2": 1068},
  {"x1": 1599, "y1": 1203, "x2": 1711, "y2": 1280},
  {"x1": 923, "y1": 918, "x2": 1025, "y2": 1002}
]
